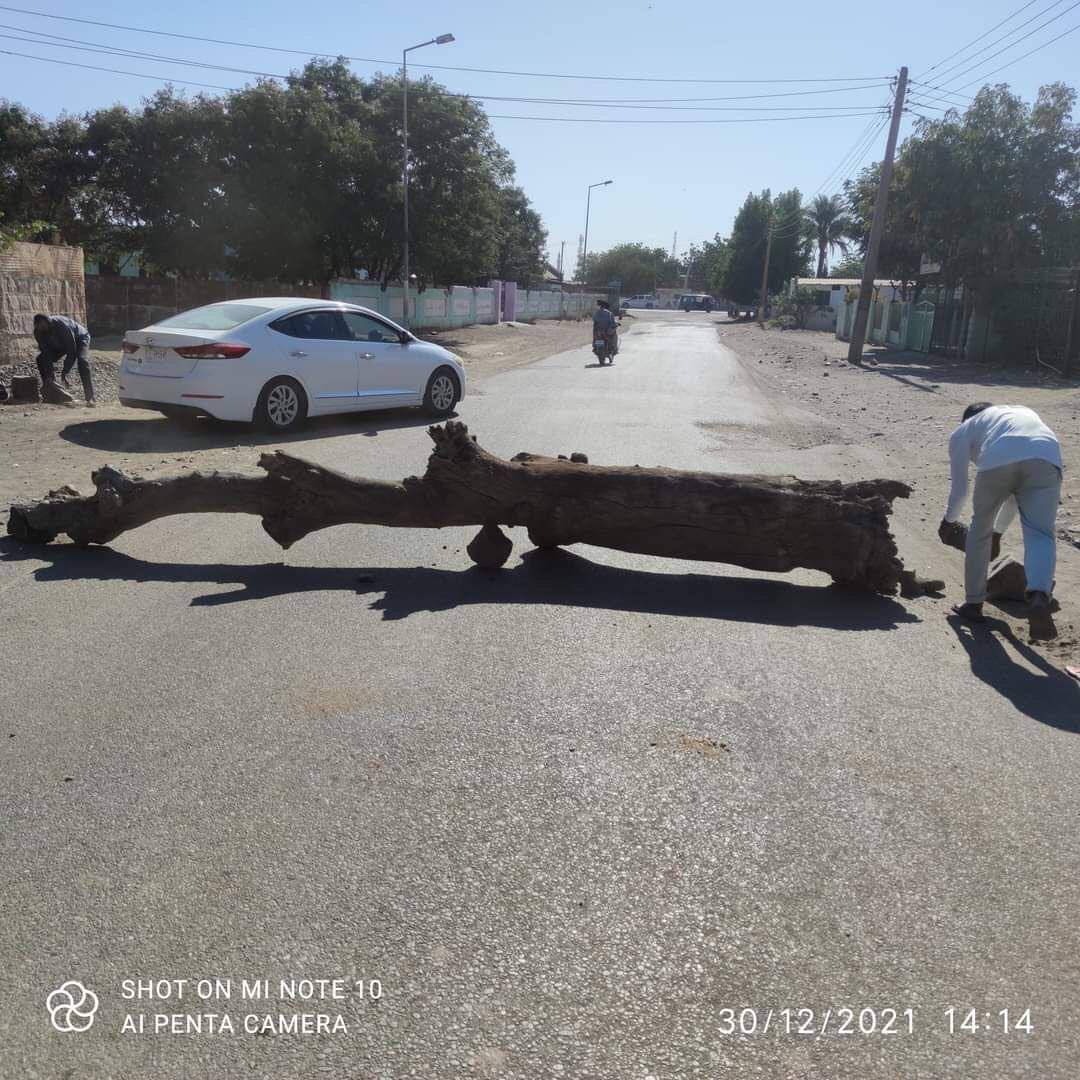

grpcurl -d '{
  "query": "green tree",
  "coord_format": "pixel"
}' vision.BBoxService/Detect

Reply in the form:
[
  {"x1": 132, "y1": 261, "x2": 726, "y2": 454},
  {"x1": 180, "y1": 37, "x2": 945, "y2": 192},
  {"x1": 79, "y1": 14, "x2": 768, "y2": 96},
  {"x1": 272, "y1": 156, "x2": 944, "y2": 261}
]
[
  {"x1": 0, "y1": 61, "x2": 546, "y2": 286},
  {"x1": 845, "y1": 82, "x2": 1080, "y2": 287},
  {"x1": 829, "y1": 254, "x2": 864, "y2": 278},
  {"x1": 494, "y1": 185, "x2": 547, "y2": 285},
  {"x1": 683, "y1": 234, "x2": 730, "y2": 293},
  {"x1": 80, "y1": 92, "x2": 231, "y2": 275},
  {"x1": 720, "y1": 189, "x2": 812, "y2": 304},
  {"x1": 843, "y1": 159, "x2": 928, "y2": 287},
  {"x1": 576, "y1": 242, "x2": 682, "y2": 294},
  {"x1": 804, "y1": 194, "x2": 851, "y2": 278}
]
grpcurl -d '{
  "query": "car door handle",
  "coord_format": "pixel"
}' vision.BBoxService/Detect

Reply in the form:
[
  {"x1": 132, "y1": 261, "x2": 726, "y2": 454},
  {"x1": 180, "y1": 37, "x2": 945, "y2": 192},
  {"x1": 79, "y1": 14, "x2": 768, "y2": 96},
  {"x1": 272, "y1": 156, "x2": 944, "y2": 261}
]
[
  {"x1": 359, "y1": 352, "x2": 375, "y2": 360},
  {"x1": 289, "y1": 350, "x2": 309, "y2": 358}
]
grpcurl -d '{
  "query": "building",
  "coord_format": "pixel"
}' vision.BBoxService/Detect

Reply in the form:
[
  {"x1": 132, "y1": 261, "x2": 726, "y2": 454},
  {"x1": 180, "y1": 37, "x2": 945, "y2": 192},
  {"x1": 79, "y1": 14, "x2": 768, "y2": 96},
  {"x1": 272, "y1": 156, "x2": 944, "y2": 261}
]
[{"x1": 787, "y1": 277, "x2": 905, "y2": 332}]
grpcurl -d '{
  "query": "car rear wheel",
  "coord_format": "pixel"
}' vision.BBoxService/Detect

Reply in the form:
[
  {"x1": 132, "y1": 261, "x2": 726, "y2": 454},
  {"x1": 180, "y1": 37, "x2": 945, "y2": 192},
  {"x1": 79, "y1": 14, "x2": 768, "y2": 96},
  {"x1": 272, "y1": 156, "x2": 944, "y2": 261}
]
[
  {"x1": 423, "y1": 367, "x2": 459, "y2": 417},
  {"x1": 256, "y1": 377, "x2": 307, "y2": 432}
]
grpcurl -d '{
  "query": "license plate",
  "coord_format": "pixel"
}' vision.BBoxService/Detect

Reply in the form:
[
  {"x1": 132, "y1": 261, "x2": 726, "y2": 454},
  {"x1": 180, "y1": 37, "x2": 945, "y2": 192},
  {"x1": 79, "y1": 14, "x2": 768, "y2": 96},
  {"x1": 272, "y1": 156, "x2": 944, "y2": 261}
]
[{"x1": 140, "y1": 347, "x2": 168, "y2": 365}]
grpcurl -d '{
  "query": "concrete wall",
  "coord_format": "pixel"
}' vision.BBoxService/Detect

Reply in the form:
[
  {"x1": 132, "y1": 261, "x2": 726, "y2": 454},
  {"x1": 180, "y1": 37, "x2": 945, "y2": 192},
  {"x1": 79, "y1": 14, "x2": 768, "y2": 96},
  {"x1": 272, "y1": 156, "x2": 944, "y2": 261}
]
[
  {"x1": 836, "y1": 297, "x2": 917, "y2": 350},
  {"x1": 330, "y1": 281, "x2": 600, "y2": 329},
  {"x1": 0, "y1": 242, "x2": 85, "y2": 366},
  {"x1": 81, "y1": 274, "x2": 601, "y2": 341},
  {"x1": 329, "y1": 281, "x2": 498, "y2": 329},
  {"x1": 86, "y1": 276, "x2": 323, "y2": 336}
]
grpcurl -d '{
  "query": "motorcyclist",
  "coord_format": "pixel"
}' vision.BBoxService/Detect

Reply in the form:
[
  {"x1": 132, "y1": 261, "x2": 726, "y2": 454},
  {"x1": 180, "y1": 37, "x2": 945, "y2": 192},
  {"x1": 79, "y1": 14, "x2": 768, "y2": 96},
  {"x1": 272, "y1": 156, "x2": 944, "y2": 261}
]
[{"x1": 592, "y1": 300, "x2": 618, "y2": 359}]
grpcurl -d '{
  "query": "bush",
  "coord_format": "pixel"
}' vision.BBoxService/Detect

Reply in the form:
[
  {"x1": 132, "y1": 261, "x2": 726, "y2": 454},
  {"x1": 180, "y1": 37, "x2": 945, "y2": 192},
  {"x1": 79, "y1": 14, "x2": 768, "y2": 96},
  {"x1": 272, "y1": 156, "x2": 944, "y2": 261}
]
[{"x1": 769, "y1": 287, "x2": 818, "y2": 330}]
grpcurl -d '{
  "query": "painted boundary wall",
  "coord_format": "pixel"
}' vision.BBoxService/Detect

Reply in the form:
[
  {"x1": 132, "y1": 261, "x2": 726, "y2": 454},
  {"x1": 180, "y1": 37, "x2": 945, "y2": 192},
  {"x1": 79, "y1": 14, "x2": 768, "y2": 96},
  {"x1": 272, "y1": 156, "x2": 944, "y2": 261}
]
[
  {"x1": 0, "y1": 242, "x2": 85, "y2": 366},
  {"x1": 79, "y1": 273, "x2": 603, "y2": 341},
  {"x1": 836, "y1": 297, "x2": 919, "y2": 350},
  {"x1": 330, "y1": 280, "x2": 602, "y2": 329}
]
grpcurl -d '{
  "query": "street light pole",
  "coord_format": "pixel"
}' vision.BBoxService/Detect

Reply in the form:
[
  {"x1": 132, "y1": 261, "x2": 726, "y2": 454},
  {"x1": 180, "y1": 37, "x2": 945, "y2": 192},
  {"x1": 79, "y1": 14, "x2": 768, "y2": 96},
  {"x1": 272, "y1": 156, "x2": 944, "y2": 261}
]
[
  {"x1": 402, "y1": 32, "x2": 454, "y2": 328},
  {"x1": 581, "y1": 179, "x2": 612, "y2": 310}
]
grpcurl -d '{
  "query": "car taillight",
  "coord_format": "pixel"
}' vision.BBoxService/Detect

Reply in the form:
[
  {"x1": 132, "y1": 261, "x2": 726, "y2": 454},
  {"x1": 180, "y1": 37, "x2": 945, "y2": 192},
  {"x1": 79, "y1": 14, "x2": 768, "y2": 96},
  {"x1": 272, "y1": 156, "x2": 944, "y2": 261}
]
[
  {"x1": 173, "y1": 343, "x2": 251, "y2": 359},
  {"x1": 122, "y1": 340, "x2": 139, "y2": 353}
]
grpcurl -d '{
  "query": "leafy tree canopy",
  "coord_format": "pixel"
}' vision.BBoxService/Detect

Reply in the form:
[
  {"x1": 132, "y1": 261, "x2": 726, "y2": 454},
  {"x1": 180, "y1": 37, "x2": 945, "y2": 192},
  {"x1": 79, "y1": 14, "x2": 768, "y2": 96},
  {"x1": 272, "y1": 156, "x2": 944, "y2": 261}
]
[
  {"x1": 576, "y1": 242, "x2": 682, "y2": 295},
  {"x1": 845, "y1": 82, "x2": 1080, "y2": 286},
  {"x1": 720, "y1": 189, "x2": 812, "y2": 304},
  {"x1": 684, "y1": 234, "x2": 730, "y2": 293},
  {"x1": 0, "y1": 62, "x2": 547, "y2": 286}
]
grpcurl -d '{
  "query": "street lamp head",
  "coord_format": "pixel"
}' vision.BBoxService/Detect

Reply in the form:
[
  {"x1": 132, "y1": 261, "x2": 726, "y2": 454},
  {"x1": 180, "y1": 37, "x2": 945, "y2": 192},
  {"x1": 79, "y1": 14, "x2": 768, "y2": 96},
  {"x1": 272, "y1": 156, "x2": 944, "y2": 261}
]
[
  {"x1": 602, "y1": 179, "x2": 613, "y2": 186},
  {"x1": 435, "y1": 33, "x2": 455, "y2": 44}
]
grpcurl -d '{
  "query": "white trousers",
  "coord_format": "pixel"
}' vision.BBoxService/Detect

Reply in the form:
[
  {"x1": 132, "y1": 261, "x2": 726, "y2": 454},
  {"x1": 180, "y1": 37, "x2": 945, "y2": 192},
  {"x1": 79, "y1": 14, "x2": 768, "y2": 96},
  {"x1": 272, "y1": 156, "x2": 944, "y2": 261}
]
[{"x1": 965, "y1": 459, "x2": 1061, "y2": 603}]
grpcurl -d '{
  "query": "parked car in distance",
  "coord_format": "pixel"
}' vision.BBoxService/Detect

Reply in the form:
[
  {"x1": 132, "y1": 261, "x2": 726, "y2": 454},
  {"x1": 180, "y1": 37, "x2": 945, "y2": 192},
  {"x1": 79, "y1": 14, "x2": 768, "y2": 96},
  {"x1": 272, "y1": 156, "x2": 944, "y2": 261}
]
[
  {"x1": 118, "y1": 298, "x2": 466, "y2": 431},
  {"x1": 681, "y1": 294, "x2": 716, "y2": 312},
  {"x1": 624, "y1": 294, "x2": 657, "y2": 309}
]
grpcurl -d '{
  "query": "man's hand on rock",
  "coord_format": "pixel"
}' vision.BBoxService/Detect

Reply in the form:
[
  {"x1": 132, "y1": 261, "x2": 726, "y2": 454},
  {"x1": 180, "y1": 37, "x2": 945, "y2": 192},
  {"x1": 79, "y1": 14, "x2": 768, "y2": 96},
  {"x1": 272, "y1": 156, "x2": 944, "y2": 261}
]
[{"x1": 938, "y1": 518, "x2": 968, "y2": 551}]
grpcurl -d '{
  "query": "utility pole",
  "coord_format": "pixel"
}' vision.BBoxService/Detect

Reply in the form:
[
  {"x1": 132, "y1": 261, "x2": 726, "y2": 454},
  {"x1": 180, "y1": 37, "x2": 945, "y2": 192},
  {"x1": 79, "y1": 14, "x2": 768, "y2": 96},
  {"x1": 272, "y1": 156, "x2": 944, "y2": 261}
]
[
  {"x1": 757, "y1": 215, "x2": 773, "y2": 328},
  {"x1": 847, "y1": 66, "x2": 908, "y2": 365},
  {"x1": 402, "y1": 32, "x2": 455, "y2": 328},
  {"x1": 558, "y1": 240, "x2": 566, "y2": 281},
  {"x1": 671, "y1": 231, "x2": 677, "y2": 260}
]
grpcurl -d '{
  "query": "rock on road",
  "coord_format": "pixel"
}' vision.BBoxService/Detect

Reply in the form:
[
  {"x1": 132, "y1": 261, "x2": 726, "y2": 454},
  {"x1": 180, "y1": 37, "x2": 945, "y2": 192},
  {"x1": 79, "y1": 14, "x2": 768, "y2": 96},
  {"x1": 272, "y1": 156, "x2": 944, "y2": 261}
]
[{"x1": 1, "y1": 310, "x2": 1077, "y2": 1078}]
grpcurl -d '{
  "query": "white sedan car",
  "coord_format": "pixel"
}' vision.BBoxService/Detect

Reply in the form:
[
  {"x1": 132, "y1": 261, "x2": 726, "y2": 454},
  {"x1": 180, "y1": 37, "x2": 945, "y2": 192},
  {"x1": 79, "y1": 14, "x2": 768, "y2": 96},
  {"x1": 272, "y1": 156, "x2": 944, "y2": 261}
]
[{"x1": 118, "y1": 297, "x2": 466, "y2": 431}]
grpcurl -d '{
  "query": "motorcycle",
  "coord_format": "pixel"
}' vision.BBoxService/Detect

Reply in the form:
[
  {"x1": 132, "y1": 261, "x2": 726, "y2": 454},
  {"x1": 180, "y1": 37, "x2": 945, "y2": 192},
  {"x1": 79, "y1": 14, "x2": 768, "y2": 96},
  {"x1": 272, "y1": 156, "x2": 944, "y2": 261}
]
[{"x1": 592, "y1": 329, "x2": 618, "y2": 366}]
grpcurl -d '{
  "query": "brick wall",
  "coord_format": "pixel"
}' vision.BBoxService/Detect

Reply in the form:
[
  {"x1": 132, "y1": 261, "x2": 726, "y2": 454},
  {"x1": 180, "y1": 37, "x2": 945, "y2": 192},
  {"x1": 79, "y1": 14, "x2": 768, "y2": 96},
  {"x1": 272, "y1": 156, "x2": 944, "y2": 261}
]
[
  {"x1": 86, "y1": 277, "x2": 325, "y2": 337},
  {"x1": 0, "y1": 242, "x2": 86, "y2": 366}
]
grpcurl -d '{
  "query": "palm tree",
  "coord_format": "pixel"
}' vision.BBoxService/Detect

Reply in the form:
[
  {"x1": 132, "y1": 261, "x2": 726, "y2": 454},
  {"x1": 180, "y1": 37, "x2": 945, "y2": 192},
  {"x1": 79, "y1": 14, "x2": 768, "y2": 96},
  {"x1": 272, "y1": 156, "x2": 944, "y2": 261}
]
[{"x1": 804, "y1": 194, "x2": 852, "y2": 278}]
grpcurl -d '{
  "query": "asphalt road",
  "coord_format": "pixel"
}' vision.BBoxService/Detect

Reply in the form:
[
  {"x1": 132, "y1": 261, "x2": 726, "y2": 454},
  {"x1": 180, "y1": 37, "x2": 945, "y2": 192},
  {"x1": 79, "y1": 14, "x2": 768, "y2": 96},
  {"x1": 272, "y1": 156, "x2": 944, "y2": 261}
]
[{"x1": 2, "y1": 311, "x2": 1077, "y2": 1079}]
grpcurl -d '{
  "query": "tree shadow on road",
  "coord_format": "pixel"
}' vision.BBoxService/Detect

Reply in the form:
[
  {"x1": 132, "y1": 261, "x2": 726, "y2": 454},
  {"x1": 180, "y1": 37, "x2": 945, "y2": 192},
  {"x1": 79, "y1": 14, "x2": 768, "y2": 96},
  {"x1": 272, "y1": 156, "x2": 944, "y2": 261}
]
[
  {"x1": 947, "y1": 613, "x2": 1079, "y2": 733},
  {"x1": 866, "y1": 352, "x2": 1080, "y2": 392},
  {"x1": 1, "y1": 541, "x2": 918, "y2": 632}
]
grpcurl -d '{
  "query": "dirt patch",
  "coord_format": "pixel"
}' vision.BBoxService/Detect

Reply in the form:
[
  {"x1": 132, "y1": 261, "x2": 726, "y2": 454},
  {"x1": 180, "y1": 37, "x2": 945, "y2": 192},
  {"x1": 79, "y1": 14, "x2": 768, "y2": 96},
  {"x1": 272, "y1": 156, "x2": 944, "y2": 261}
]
[{"x1": 418, "y1": 318, "x2": 588, "y2": 382}]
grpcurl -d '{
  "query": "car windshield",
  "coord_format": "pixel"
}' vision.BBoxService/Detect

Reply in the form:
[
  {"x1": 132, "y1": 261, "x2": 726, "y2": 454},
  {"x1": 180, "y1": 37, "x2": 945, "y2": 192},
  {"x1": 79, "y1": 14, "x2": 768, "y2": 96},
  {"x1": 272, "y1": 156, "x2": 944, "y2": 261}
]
[{"x1": 153, "y1": 302, "x2": 273, "y2": 331}]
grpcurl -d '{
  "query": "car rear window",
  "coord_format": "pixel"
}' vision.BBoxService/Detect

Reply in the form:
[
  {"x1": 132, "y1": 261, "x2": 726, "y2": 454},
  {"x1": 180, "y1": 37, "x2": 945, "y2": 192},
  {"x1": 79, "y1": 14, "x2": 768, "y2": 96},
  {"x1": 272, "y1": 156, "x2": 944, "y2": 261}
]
[{"x1": 154, "y1": 303, "x2": 273, "y2": 331}]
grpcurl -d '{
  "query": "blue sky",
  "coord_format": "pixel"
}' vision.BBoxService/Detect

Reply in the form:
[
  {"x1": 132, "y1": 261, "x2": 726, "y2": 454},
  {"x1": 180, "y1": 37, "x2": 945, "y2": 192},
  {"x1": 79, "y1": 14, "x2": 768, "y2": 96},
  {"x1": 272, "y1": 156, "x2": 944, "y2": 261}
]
[{"x1": 2, "y1": 0, "x2": 1077, "y2": 269}]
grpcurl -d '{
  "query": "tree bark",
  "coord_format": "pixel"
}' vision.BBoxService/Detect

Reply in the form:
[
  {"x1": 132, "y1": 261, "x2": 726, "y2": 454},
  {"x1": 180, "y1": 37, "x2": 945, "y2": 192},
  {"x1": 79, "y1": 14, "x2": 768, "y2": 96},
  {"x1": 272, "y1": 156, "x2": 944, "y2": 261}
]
[{"x1": 7, "y1": 421, "x2": 913, "y2": 593}]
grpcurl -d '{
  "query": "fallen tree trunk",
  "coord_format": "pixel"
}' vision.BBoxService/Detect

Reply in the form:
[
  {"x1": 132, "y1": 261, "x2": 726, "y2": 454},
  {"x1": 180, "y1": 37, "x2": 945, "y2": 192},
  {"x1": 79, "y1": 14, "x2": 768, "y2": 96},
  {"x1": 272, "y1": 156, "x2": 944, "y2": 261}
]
[{"x1": 7, "y1": 421, "x2": 914, "y2": 593}]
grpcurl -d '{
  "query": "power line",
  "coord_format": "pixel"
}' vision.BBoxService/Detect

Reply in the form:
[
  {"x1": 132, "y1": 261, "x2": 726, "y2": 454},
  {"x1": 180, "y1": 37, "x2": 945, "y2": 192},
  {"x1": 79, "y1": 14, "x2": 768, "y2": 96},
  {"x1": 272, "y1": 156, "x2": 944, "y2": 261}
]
[
  {"x1": 929, "y1": 0, "x2": 1080, "y2": 87},
  {"x1": 0, "y1": 4, "x2": 893, "y2": 84},
  {"x1": 914, "y1": 83, "x2": 976, "y2": 101},
  {"x1": 950, "y1": 20, "x2": 1080, "y2": 89},
  {"x1": 768, "y1": 115, "x2": 887, "y2": 235},
  {"x1": 0, "y1": 47, "x2": 892, "y2": 123},
  {"x1": 0, "y1": 28, "x2": 287, "y2": 78},
  {"x1": 0, "y1": 19, "x2": 900, "y2": 101},
  {"x1": 768, "y1": 114, "x2": 892, "y2": 240},
  {"x1": 0, "y1": 16, "x2": 894, "y2": 100},
  {"x1": 917, "y1": 0, "x2": 1048, "y2": 78},
  {"x1": 0, "y1": 46, "x2": 237, "y2": 90},
  {"x1": 484, "y1": 110, "x2": 888, "y2": 124},
  {"x1": 766, "y1": 104, "x2": 892, "y2": 238},
  {"x1": 0, "y1": 29, "x2": 889, "y2": 113},
  {"x1": 908, "y1": 91, "x2": 964, "y2": 110}
]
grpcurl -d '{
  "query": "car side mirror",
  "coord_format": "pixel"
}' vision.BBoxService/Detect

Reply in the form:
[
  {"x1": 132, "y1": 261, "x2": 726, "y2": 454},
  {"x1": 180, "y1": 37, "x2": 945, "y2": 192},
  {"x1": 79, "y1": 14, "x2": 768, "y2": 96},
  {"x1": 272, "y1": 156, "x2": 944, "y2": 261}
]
[{"x1": 399, "y1": 332, "x2": 410, "y2": 345}]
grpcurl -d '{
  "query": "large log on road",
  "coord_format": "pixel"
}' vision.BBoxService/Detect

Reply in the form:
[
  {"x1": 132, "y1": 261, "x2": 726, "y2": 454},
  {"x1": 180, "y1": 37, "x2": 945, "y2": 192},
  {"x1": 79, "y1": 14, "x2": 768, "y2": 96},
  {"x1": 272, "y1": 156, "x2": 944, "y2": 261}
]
[{"x1": 7, "y1": 421, "x2": 913, "y2": 593}]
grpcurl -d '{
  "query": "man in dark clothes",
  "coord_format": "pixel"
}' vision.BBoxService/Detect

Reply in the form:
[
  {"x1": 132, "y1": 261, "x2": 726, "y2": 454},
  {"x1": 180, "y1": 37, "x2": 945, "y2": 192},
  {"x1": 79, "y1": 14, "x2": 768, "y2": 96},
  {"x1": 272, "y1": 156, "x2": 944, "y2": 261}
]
[{"x1": 33, "y1": 313, "x2": 95, "y2": 404}]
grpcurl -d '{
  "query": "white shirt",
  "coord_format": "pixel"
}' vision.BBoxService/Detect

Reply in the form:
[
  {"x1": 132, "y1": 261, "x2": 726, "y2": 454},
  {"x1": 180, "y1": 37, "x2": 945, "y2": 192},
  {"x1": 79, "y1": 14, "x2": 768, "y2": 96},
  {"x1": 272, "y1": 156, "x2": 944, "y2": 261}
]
[{"x1": 945, "y1": 405, "x2": 1062, "y2": 521}]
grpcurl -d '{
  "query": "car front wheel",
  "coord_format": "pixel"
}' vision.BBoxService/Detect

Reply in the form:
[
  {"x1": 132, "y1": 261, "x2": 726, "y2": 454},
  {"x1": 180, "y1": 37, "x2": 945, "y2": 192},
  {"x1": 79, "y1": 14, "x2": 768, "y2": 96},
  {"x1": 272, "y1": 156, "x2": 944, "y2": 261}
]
[
  {"x1": 256, "y1": 377, "x2": 307, "y2": 432},
  {"x1": 423, "y1": 367, "x2": 460, "y2": 417}
]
